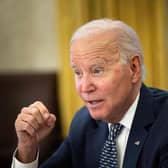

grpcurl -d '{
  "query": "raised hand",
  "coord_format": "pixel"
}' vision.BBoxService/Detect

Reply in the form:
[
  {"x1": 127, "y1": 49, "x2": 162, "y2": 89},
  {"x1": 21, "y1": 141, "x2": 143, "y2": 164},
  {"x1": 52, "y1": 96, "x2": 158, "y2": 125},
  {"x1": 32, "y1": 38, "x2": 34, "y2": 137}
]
[{"x1": 15, "y1": 101, "x2": 56, "y2": 162}]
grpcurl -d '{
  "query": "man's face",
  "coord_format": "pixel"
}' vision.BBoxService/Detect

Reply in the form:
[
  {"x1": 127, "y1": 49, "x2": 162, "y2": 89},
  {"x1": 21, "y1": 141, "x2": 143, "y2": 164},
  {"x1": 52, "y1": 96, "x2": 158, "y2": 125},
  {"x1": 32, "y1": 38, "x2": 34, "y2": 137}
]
[{"x1": 70, "y1": 32, "x2": 140, "y2": 123}]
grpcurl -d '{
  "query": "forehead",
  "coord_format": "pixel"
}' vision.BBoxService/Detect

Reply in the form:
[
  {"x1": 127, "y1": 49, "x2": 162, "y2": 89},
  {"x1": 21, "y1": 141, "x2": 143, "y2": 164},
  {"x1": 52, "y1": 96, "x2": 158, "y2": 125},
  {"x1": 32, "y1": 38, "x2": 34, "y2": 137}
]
[{"x1": 70, "y1": 30, "x2": 119, "y2": 65}]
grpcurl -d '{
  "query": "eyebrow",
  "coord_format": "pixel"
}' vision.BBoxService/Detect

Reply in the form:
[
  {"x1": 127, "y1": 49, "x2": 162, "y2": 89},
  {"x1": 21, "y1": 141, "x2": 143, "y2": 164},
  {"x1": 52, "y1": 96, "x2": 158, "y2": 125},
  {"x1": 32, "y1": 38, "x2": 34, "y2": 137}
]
[{"x1": 71, "y1": 64, "x2": 79, "y2": 70}]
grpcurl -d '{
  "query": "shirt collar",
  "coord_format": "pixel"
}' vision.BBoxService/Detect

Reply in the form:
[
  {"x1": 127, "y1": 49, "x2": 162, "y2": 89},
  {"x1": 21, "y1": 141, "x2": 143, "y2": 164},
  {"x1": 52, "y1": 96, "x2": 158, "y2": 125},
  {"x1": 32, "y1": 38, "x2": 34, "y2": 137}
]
[
  {"x1": 108, "y1": 92, "x2": 140, "y2": 130},
  {"x1": 119, "y1": 92, "x2": 140, "y2": 130}
]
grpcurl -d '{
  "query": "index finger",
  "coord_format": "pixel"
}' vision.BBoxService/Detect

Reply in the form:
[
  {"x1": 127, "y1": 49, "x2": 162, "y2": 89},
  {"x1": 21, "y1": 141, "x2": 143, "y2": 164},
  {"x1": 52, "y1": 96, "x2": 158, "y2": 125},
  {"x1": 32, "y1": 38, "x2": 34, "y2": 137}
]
[{"x1": 29, "y1": 101, "x2": 50, "y2": 119}]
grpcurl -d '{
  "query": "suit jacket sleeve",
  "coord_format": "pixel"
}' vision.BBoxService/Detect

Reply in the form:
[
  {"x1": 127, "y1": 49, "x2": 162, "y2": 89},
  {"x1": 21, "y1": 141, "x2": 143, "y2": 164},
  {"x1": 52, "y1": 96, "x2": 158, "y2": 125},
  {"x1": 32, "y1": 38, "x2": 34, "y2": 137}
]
[{"x1": 39, "y1": 107, "x2": 94, "y2": 168}]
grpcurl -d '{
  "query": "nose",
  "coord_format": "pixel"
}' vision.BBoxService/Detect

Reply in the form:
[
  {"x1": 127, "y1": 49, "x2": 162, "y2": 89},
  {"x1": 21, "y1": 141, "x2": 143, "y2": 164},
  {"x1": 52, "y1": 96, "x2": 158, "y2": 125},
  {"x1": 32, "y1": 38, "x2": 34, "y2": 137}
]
[{"x1": 79, "y1": 75, "x2": 96, "y2": 93}]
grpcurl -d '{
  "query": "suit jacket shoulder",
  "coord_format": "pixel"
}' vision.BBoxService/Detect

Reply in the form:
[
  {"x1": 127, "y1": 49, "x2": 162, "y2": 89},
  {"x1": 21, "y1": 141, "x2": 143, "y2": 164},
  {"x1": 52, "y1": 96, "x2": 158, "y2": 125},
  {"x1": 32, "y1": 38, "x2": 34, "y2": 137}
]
[
  {"x1": 69, "y1": 107, "x2": 97, "y2": 137},
  {"x1": 123, "y1": 84, "x2": 168, "y2": 168}
]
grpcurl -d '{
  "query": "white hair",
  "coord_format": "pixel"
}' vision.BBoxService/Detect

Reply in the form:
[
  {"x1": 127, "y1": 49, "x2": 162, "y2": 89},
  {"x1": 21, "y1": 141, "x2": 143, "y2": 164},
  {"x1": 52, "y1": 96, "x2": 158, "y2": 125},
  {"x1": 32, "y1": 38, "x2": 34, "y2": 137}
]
[{"x1": 70, "y1": 18, "x2": 145, "y2": 80}]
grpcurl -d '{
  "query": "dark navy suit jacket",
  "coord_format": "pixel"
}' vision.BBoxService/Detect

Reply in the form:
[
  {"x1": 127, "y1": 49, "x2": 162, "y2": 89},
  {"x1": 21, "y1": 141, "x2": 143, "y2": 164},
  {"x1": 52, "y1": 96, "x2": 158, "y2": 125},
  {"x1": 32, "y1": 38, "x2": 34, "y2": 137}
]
[{"x1": 40, "y1": 84, "x2": 168, "y2": 168}]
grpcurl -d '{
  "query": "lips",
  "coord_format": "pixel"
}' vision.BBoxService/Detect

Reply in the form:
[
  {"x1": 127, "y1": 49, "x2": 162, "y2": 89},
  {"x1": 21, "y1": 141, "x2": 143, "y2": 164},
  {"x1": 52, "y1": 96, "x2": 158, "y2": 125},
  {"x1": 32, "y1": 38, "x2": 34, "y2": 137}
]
[
  {"x1": 85, "y1": 99, "x2": 104, "y2": 108},
  {"x1": 88, "y1": 100, "x2": 103, "y2": 104}
]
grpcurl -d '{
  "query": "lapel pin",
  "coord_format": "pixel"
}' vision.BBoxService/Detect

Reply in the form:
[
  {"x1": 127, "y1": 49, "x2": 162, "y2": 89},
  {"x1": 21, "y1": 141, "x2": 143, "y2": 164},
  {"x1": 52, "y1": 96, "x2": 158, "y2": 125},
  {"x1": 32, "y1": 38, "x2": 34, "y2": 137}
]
[{"x1": 134, "y1": 141, "x2": 140, "y2": 146}]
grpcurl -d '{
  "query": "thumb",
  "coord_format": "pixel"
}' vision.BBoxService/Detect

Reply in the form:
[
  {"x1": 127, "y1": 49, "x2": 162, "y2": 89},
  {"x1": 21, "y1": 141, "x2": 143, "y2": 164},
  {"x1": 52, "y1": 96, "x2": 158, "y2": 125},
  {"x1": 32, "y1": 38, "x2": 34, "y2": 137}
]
[{"x1": 47, "y1": 114, "x2": 56, "y2": 127}]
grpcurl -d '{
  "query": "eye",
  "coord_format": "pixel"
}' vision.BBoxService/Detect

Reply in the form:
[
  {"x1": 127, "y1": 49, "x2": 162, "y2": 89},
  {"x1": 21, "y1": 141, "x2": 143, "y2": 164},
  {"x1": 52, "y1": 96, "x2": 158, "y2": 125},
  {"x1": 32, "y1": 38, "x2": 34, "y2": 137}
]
[
  {"x1": 74, "y1": 69, "x2": 82, "y2": 78},
  {"x1": 92, "y1": 67, "x2": 104, "y2": 76},
  {"x1": 93, "y1": 68, "x2": 101, "y2": 74}
]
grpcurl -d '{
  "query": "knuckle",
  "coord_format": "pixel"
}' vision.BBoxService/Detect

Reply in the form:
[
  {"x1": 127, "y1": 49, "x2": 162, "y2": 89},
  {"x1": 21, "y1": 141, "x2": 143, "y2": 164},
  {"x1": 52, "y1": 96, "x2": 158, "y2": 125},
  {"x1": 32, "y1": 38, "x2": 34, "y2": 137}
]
[
  {"x1": 31, "y1": 107, "x2": 39, "y2": 114},
  {"x1": 15, "y1": 113, "x2": 22, "y2": 125},
  {"x1": 33, "y1": 101, "x2": 48, "y2": 112},
  {"x1": 20, "y1": 107, "x2": 29, "y2": 113},
  {"x1": 34, "y1": 101, "x2": 43, "y2": 106}
]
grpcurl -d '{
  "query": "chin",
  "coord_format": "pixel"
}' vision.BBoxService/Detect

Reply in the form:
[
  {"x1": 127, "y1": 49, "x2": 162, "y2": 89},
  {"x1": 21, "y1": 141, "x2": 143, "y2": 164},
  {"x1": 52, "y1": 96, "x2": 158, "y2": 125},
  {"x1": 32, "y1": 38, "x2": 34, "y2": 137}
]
[
  {"x1": 88, "y1": 108, "x2": 117, "y2": 123},
  {"x1": 88, "y1": 109, "x2": 105, "y2": 121}
]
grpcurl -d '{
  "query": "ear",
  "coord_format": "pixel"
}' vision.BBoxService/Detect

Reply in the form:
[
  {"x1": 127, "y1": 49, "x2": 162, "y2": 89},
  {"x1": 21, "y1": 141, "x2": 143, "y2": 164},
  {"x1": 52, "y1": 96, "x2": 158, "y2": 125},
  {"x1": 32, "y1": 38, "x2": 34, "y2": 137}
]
[{"x1": 129, "y1": 55, "x2": 141, "y2": 83}]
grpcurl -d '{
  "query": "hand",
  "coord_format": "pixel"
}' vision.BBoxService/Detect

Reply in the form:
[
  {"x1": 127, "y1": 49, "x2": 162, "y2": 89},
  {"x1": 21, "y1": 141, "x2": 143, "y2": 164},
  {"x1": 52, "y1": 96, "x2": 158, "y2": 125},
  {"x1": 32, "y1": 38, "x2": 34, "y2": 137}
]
[{"x1": 15, "y1": 101, "x2": 56, "y2": 162}]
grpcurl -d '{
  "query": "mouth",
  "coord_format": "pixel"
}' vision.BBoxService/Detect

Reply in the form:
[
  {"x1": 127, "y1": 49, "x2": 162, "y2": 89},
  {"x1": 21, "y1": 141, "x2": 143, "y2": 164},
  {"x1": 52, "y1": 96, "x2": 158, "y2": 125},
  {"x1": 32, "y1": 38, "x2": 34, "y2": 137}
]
[{"x1": 85, "y1": 99, "x2": 104, "y2": 108}]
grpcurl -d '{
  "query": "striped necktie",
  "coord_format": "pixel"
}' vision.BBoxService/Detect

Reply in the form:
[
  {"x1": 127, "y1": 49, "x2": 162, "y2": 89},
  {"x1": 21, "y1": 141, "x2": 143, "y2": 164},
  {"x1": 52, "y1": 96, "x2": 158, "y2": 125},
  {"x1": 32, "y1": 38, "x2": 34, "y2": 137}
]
[{"x1": 99, "y1": 123, "x2": 123, "y2": 168}]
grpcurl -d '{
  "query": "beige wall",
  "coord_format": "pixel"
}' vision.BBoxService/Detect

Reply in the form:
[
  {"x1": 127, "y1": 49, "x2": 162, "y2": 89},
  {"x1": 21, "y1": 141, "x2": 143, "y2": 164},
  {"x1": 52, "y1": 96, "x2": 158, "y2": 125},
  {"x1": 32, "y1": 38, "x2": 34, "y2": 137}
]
[{"x1": 0, "y1": 0, "x2": 59, "y2": 73}]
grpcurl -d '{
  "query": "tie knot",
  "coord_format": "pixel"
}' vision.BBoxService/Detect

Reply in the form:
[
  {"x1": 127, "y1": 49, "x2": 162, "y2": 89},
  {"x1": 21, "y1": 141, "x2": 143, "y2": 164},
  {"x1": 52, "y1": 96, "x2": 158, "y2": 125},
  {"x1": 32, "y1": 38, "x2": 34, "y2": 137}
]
[{"x1": 109, "y1": 123, "x2": 123, "y2": 141}]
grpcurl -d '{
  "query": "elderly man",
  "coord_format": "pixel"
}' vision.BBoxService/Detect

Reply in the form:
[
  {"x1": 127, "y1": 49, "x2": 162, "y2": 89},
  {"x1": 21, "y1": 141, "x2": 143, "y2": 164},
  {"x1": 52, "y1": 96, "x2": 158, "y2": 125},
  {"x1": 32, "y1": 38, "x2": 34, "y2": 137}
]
[{"x1": 12, "y1": 19, "x2": 168, "y2": 168}]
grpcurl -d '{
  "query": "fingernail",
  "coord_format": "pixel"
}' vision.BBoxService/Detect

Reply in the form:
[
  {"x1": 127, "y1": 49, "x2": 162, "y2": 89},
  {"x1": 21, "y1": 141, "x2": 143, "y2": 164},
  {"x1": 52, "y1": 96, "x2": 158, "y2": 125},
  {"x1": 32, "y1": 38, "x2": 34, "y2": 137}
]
[{"x1": 47, "y1": 119, "x2": 55, "y2": 126}]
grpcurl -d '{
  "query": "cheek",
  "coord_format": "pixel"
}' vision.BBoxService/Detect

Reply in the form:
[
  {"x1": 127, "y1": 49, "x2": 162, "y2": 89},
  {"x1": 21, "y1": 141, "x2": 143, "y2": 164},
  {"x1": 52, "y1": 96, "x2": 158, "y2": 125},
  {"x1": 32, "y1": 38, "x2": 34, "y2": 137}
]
[
  {"x1": 96, "y1": 79, "x2": 115, "y2": 95},
  {"x1": 102, "y1": 71, "x2": 121, "y2": 88},
  {"x1": 101, "y1": 72, "x2": 130, "y2": 94},
  {"x1": 74, "y1": 79, "x2": 81, "y2": 93}
]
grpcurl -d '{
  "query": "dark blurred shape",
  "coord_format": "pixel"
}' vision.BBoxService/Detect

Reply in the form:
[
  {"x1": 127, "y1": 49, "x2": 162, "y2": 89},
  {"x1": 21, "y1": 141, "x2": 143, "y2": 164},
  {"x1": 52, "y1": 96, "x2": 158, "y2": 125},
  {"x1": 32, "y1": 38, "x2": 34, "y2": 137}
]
[{"x1": 0, "y1": 73, "x2": 63, "y2": 168}]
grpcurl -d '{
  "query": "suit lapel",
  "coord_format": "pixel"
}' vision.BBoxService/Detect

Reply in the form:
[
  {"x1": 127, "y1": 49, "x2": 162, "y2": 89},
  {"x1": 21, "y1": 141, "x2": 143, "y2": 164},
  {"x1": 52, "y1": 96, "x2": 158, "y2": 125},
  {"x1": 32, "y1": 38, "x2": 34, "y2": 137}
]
[{"x1": 123, "y1": 84, "x2": 155, "y2": 168}]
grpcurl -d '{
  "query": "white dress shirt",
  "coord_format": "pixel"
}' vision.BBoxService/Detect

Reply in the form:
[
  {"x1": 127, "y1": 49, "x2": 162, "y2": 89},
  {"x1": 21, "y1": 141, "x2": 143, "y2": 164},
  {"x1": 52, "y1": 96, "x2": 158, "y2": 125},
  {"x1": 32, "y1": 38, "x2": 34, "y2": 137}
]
[
  {"x1": 108, "y1": 93, "x2": 140, "y2": 168},
  {"x1": 11, "y1": 93, "x2": 140, "y2": 168},
  {"x1": 11, "y1": 149, "x2": 38, "y2": 168}
]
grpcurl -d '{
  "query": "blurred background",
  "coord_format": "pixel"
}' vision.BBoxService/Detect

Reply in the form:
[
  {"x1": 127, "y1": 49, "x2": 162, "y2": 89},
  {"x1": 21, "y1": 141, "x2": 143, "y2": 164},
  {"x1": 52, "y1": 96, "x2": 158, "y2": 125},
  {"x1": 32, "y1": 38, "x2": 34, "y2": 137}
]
[{"x1": 0, "y1": 0, "x2": 168, "y2": 167}]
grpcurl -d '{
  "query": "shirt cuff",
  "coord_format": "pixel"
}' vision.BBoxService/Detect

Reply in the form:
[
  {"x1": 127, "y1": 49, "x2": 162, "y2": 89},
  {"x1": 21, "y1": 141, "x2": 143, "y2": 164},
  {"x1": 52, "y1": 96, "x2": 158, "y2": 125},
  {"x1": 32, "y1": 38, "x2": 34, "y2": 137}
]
[{"x1": 11, "y1": 148, "x2": 39, "y2": 168}]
